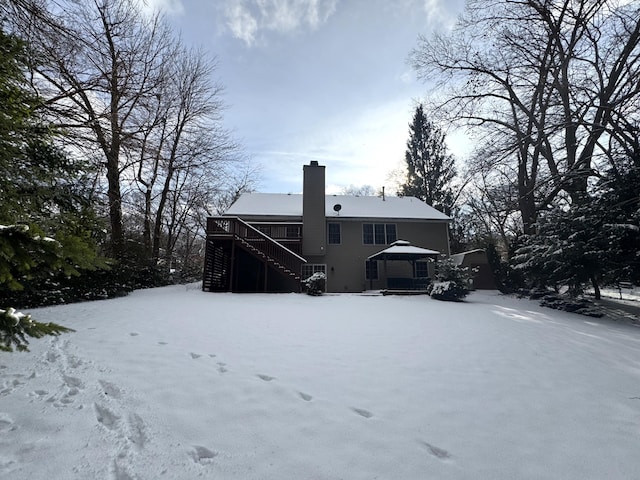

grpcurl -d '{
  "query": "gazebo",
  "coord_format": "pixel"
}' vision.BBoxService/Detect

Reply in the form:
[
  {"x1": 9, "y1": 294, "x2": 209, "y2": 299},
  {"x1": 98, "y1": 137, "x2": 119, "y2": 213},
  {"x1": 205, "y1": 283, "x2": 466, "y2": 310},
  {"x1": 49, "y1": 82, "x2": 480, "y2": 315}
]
[{"x1": 367, "y1": 240, "x2": 440, "y2": 291}]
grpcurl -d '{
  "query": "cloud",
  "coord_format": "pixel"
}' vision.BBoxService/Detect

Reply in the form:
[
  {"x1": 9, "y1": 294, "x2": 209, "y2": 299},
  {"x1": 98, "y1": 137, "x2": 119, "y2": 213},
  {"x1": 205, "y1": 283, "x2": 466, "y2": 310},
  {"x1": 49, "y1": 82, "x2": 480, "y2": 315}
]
[
  {"x1": 223, "y1": 0, "x2": 338, "y2": 46},
  {"x1": 253, "y1": 95, "x2": 473, "y2": 194},
  {"x1": 226, "y1": 2, "x2": 260, "y2": 45},
  {"x1": 250, "y1": 99, "x2": 414, "y2": 193},
  {"x1": 422, "y1": 0, "x2": 459, "y2": 29},
  {"x1": 142, "y1": 0, "x2": 185, "y2": 16}
]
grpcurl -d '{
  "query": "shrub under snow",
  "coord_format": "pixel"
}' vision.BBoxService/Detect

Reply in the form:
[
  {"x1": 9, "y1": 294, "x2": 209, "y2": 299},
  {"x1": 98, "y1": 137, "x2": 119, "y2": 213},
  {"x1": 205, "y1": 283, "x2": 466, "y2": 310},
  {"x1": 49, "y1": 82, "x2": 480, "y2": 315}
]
[
  {"x1": 302, "y1": 272, "x2": 326, "y2": 296},
  {"x1": 429, "y1": 256, "x2": 474, "y2": 302}
]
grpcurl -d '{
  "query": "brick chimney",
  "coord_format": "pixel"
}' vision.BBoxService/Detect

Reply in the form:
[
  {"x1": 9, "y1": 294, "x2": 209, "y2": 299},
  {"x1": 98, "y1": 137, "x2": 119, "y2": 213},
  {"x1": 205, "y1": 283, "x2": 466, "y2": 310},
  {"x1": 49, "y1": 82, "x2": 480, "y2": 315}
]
[{"x1": 302, "y1": 161, "x2": 326, "y2": 257}]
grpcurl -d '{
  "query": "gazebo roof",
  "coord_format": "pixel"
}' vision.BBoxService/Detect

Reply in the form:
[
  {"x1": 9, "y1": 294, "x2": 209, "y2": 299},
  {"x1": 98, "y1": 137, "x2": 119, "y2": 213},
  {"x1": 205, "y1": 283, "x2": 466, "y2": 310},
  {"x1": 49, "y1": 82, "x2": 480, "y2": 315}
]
[{"x1": 367, "y1": 240, "x2": 440, "y2": 261}]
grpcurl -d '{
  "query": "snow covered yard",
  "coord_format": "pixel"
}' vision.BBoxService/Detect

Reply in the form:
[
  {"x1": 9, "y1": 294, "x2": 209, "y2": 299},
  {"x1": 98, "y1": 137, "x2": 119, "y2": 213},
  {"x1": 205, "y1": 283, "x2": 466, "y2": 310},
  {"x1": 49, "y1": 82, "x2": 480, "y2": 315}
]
[{"x1": 1, "y1": 286, "x2": 639, "y2": 480}]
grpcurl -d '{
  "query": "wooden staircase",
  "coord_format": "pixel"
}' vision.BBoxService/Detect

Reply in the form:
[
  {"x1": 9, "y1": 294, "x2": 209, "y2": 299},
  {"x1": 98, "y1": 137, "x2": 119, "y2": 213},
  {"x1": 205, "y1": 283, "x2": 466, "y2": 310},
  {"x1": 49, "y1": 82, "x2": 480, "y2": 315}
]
[{"x1": 203, "y1": 217, "x2": 307, "y2": 292}]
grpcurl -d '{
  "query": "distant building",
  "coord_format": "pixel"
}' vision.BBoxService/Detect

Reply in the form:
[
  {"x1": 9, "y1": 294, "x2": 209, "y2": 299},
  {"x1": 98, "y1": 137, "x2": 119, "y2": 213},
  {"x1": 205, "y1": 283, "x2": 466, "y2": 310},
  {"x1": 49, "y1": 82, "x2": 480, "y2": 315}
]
[
  {"x1": 203, "y1": 161, "x2": 451, "y2": 293},
  {"x1": 451, "y1": 249, "x2": 498, "y2": 290}
]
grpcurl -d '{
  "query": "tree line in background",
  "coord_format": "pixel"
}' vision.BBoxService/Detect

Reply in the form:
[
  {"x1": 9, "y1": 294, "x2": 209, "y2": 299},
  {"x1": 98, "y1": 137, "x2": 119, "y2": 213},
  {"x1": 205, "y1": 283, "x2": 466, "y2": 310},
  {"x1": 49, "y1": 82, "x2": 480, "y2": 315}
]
[
  {"x1": 0, "y1": 0, "x2": 255, "y2": 308},
  {"x1": 397, "y1": 0, "x2": 639, "y2": 299},
  {"x1": 2, "y1": 0, "x2": 639, "y2": 317}
]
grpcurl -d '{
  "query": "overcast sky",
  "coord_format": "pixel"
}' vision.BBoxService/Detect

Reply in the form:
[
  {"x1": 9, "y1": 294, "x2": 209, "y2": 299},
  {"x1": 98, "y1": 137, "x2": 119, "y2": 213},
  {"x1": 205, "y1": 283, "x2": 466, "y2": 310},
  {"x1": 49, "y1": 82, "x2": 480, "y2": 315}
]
[{"x1": 149, "y1": 0, "x2": 468, "y2": 194}]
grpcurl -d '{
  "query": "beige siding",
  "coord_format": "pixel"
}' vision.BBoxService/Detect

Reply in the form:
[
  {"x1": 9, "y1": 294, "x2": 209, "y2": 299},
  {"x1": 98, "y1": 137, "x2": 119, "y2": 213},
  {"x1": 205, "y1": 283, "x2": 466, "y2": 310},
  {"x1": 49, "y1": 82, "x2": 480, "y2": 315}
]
[{"x1": 323, "y1": 219, "x2": 450, "y2": 292}]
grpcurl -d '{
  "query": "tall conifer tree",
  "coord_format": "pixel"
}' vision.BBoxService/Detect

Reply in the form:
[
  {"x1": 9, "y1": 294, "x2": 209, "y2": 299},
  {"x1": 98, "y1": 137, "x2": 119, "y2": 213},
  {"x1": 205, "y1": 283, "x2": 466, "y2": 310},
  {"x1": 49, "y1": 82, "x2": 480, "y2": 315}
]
[{"x1": 400, "y1": 104, "x2": 456, "y2": 216}]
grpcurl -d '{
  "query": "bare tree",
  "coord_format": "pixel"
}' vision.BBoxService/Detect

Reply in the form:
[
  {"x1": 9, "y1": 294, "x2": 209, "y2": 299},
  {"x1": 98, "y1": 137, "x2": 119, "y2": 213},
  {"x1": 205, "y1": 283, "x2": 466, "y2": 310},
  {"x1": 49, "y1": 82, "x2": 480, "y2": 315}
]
[
  {"x1": 7, "y1": 0, "x2": 250, "y2": 271},
  {"x1": 340, "y1": 184, "x2": 378, "y2": 196},
  {"x1": 411, "y1": 0, "x2": 640, "y2": 233},
  {"x1": 129, "y1": 44, "x2": 236, "y2": 261},
  {"x1": 8, "y1": 0, "x2": 176, "y2": 256}
]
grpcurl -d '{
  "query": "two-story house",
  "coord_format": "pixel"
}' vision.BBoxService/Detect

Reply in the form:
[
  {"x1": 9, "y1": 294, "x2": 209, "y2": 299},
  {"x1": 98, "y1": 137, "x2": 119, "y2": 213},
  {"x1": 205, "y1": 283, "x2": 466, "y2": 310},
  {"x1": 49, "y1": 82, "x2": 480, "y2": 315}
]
[{"x1": 203, "y1": 161, "x2": 451, "y2": 293}]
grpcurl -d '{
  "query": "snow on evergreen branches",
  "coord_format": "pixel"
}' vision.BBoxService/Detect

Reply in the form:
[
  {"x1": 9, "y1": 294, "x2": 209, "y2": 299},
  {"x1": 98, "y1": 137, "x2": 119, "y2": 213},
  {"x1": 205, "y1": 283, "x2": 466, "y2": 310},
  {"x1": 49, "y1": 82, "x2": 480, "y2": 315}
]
[
  {"x1": 1, "y1": 307, "x2": 74, "y2": 352},
  {"x1": 429, "y1": 256, "x2": 474, "y2": 301}
]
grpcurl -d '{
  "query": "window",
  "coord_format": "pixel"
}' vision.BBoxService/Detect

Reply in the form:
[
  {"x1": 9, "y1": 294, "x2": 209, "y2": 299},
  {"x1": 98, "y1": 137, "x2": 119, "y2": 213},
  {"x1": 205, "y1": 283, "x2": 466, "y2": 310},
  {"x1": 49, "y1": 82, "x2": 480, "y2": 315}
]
[
  {"x1": 302, "y1": 263, "x2": 326, "y2": 280},
  {"x1": 363, "y1": 223, "x2": 397, "y2": 245},
  {"x1": 365, "y1": 260, "x2": 378, "y2": 280},
  {"x1": 286, "y1": 225, "x2": 301, "y2": 238},
  {"x1": 328, "y1": 223, "x2": 341, "y2": 244},
  {"x1": 415, "y1": 261, "x2": 430, "y2": 278},
  {"x1": 363, "y1": 224, "x2": 374, "y2": 244},
  {"x1": 385, "y1": 224, "x2": 397, "y2": 244},
  {"x1": 374, "y1": 224, "x2": 385, "y2": 244}
]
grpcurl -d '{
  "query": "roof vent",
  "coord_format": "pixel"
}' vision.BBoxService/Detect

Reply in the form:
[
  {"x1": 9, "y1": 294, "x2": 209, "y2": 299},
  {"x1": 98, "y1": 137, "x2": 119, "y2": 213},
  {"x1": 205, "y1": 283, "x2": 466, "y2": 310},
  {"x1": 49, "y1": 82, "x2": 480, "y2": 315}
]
[{"x1": 333, "y1": 204, "x2": 342, "y2": 214}]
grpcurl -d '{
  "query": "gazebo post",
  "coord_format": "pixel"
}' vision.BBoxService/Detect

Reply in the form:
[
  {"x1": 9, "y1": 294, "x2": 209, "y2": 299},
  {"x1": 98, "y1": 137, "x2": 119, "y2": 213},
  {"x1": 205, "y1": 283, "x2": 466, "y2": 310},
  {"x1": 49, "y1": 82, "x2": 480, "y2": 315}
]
[
  {"x1": 411, "y1": 259, "x2": 416, "y2": 289},
  {"x1": 384, "y1": 258, "x2": 388, "y2": 290}
]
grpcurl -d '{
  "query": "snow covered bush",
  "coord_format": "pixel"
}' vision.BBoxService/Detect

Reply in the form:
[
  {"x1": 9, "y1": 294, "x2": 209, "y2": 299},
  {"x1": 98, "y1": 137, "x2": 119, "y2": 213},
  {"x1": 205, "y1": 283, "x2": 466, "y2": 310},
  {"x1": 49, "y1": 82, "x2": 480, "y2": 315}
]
[
  {"x1": 430, "y1": 280, "x2": 469, "y2": 302},
  {"x1": 429, "y1": 256, "x2": 473, "y2": 302},
  {"x1": 302, "y1": 272, "x2": 326, "y2": 296},
  {"x1": 1, "y1": 307, "x2": 73, "y2": 352}
]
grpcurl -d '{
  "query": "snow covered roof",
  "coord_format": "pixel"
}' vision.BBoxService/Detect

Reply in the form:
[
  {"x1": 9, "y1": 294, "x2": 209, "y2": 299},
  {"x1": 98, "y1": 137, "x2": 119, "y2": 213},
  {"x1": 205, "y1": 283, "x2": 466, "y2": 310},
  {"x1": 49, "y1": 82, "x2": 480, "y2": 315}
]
[
  {"x1": 368, "y1": 240, "x2": 440, "y2": 261},
  {"x1": 451, "y1": 249, "x2": 486, "y2": 265},
  {"x1": 224, "y1": 193, "x2": 450, "y2": 221}
]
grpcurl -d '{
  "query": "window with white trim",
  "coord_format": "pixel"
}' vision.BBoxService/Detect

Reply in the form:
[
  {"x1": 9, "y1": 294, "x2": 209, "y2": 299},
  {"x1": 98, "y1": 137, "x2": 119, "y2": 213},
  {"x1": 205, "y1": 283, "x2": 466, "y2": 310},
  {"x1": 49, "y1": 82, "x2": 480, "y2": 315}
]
[
  {"x1": 363, "y1": 223, "x2": 397, "y2": 245},
  {"x1": 302, "y1": 264, "x2": 327, "y2": 280}
]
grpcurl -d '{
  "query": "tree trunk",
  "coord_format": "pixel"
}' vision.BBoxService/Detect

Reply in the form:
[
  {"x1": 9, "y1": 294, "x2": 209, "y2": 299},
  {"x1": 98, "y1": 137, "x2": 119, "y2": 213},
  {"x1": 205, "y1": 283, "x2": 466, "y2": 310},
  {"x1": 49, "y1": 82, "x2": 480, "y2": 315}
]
[
  {"x1": 152, "y1": 167, "x2": 174, "y2": 260},
  {"x1": 105, "y1": 151, "x2": 124, "y2": 256},
  {"x1": 143, "y1": 188, "x2": 153, "y2": 254},
  {"x1": 590, "y1": 275, "x2": 601, "y2": 300}
]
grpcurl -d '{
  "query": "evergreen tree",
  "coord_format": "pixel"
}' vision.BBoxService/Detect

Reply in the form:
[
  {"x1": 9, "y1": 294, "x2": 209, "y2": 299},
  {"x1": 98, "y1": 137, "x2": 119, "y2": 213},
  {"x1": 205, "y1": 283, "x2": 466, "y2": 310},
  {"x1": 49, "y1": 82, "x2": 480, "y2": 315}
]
[
  {"x1": 0, "y1": 27, "x2": 102, "y2": 348},
  {"x1": 0, "y1": 28, "x2": 105, "y2": 285},
  {"x1": 512, "y1": 163, "x2": 640, "y2": 299},
  {"x1": 428, "y1": 256, "x2": 474, "y2": 301},
  {"x1": 400, "y1": 104, "x2": 457, "y2": 216}
]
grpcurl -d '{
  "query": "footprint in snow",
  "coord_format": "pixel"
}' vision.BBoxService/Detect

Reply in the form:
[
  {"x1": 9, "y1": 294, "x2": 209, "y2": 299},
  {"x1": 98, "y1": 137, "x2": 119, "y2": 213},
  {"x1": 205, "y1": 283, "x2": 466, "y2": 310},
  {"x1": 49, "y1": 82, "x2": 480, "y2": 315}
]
[
  {"x1": 0, "y1": 376, "x2": 26, "y2": 396},
  {"x1": 420, "y1": 441, "x2": 452, "y2": 460},
  {"x1": 63, "y1": 375, "x2": 83, "y2": 389},
  {"x1": 46, "y1": 350, "x2": 59, "y2": 363},
  {"x1": 190, "y1": 445, "x2": 218, "y2": 464},
  {"x1": 129, "y1": 332, "x2": 139, "y2": 337},
  {"x1": 217, "y1": 362, "x2": 228, "y2": 374},
  {"x1": 298, "y1": 392, "x2": 313, "y2": 402},
  {"x1": 351, "y1": 407, "x2": 373, "y2": 418},
  {"x1": 256, "y1": 374, "x2": 275, "y2": 382},
  {"x1": 99, "y1": 380, "x2": 123, "y2": 399},
  {"x1": 190, "y1": 353, "x2": 202, "y2": 359},
  {"x1": 112, "y1": 460, "x2": 135, "y2": 480},
  {"x1": 158, "y1": 341, "x2": 168, "y2": 346},
  {"x1": 94, "y1": 403, "x2": 120, "y2": 431},
  {"x1": 126, "y1": 413, "x2": 147, "y2": 450},
  {"x1": 0, "y1": 413, "x2": 15, "y2": 432}
]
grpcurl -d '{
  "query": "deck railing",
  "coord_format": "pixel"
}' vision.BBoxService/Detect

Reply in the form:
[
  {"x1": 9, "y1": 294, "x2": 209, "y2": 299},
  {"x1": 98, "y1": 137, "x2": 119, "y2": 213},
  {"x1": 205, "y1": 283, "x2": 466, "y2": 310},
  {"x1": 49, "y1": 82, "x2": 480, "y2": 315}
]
[{"x1": 207, "y1": 216, "x2": 306, "y2": 278}]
